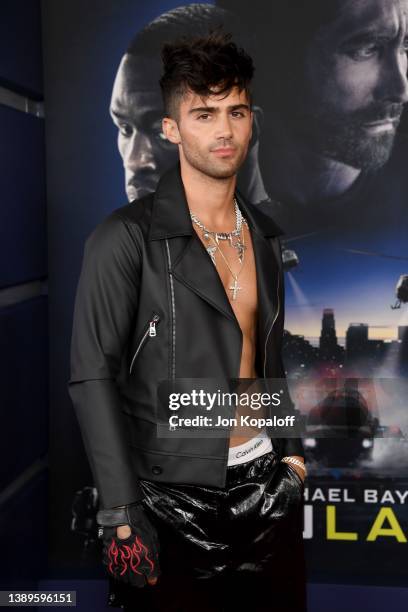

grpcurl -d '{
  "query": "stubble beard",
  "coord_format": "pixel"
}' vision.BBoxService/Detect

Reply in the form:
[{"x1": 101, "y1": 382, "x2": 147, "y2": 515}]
[
  {"x1": 181, "y1": 141, "x2": 247, "y2": 180},
  {"x1": 315, "y1": 120, "x2": 398, "y2": 171},
  {"x1": 295, "y1": 103, "x2": 403, "y2": 171}
]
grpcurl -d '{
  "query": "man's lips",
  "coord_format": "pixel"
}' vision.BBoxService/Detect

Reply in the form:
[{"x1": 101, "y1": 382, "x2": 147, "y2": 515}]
[
  {"x1": 211, "y1": 147, "x2": 236, "y2": 157},
  {"x1": 126, "y1": 183, "x2": 156, "y2": 200},
  {"x1": 362, "y1": 117, "x2": 400, "y2": 134}
]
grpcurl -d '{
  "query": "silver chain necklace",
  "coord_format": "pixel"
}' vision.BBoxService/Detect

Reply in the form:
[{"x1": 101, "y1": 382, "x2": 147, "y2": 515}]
[
  {"x1": 189, "y1": 198, "x2": 248, "y2": 300},
  {"x1": 190, "y1": 198, "x2": 248, "y2": 263}
]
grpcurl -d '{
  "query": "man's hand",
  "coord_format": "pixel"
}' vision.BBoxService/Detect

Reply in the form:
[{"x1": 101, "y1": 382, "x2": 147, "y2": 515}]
[
  {"x1": 97, "y1": 502, "x2": 161, "y2": 588},
  {"x1": 116, "y1": 523, "x2": 158, "y2": 585}
]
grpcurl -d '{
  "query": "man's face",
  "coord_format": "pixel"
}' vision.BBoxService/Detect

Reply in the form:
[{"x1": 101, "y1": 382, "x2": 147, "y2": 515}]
[
  {"x1": 293, "y1": 0, "x2": 408, "y2": 170},
  {"x1": 164, "y1": 85, "x2": 253, "y2": 180},
  {"x1": 110, "y1": 54, "x2": 178, "y2": 201}
]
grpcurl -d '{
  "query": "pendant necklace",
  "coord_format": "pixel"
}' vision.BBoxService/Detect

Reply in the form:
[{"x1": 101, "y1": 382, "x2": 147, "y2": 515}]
[{"x1": 190, "y1": 198, "x2": 248, "y2": 301}]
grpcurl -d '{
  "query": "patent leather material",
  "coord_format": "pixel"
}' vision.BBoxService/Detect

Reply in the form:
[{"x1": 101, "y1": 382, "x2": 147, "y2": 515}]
[{"x1": 107, "y1": 451, "x2": 306, "y2": 611}]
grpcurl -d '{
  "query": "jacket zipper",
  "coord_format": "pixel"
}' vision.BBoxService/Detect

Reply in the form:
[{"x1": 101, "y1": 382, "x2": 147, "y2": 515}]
[
  {"x1": 129, "y1": 314, "x2": 160, "y2": 374},
  {"x1": 165, "y1": 239, "x2": 177, "y2": 431},
  {"x1": 263, "y1": 270, "x2": 281, "y2": 377},
  {"x1": 165, "y1": 239, "x2": 176, "y2": 380}
]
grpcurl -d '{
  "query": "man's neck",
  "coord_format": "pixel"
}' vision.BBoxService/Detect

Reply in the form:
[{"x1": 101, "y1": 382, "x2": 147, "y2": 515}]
[
  {"x1": 264, "y1": 125, "x2": 361, "y2": 206},
  {"x1": 180, "y1": 161, "x2": 237, "y2": 230}
]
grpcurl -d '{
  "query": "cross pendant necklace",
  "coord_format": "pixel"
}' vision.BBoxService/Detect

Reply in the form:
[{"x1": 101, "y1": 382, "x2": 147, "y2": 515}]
[
  {"x1": 229, "y1": 278, "x2": 242, "y2": 300},
  {"x1": 189, "y1": 198, "x2": 247, "y2": 301},
  {"x1": 208, "y1": 226, "x2": 246, "y2": 301}
]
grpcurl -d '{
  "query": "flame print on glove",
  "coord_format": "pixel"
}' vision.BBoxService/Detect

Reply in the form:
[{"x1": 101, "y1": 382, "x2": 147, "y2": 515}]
[{"x1": 108, "y1": 535, "x2": 156, "y2": 578}]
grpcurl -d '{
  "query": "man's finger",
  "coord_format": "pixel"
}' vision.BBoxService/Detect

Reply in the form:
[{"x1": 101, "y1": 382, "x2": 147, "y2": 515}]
[{"x1": 147, "y1": 576, "x2": 158, "y2": 586}]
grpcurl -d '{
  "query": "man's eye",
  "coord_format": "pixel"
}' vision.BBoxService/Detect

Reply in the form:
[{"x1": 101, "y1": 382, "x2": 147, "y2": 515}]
[
  {"x1": 231, "y1": 111, "x2": 244, "y2": 118},
  {"x1": 197, "y1": 113, "x2": 211, "y2": 120},
  {"x1": 118, "y1": 123, "x2": 132, "y2": 137},
  {"x1": 347, "y1": 44, "x2": 380, "y2": 60}
]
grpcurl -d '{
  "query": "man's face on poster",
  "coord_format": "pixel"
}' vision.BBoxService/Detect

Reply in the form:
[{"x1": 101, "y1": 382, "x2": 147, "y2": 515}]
[
  {"x1": 291, "y1": 0, "x2": 408, "y2": 170},
  {"x1": 110, "y1": 53, "x2": 178, "y2": 201}
]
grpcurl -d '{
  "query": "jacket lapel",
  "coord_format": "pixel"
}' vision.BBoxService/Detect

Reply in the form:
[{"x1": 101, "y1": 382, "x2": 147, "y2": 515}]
[
  {"x1": 149, "y1": 163, "x2": 285, "y2": 331},
  {"x1": 171, "y1": 232, "x2": 237, "y2": 322},
  {"x1": 235, "y1": 191, "x2": 285, "y2": 339}
]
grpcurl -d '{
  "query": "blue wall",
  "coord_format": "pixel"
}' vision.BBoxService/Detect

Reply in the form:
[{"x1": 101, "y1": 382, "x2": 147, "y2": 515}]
[{"x1": 0, "y1": 0, "x2": 48, "y2": 590}]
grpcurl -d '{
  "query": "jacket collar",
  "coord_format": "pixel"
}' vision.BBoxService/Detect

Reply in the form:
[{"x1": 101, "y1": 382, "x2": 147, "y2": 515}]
[
  {"x1": 148, "y1": 162, "x2": 285, "y2": 241},
  {"x1": 148, "y1": 163, "x2": 284, "y2": 362},
  {"x1": 164, "y1": 209, "x2": 283, "y2": 337}
]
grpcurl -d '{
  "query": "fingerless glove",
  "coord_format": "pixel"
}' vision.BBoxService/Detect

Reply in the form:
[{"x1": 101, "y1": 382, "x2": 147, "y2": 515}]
[{"x1": 97, "y1": 502, "x2": 160, "y2": 588}]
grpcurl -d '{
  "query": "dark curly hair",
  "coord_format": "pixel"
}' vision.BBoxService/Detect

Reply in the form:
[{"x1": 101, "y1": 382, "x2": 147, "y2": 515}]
[{"x1": 159, "y1": 27, "x2": 254, "y2": 120}]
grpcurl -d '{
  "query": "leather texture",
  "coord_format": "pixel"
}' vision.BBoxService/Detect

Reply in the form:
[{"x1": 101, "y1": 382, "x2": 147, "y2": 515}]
[
  {"x1": 68, "y1": 162, "x2": 305, "y2": 509},
  {"x1": 97, "y1": 504, "x2": 141, "y2": 527},
  {"x1": 107, "y1": 450, "x2": 306, "y2": 611}
]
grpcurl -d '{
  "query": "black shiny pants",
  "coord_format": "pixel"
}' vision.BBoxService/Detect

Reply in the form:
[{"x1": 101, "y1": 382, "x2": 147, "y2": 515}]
[{"x1": 107, "y1": 451, "x2": 307, "y2": 612}]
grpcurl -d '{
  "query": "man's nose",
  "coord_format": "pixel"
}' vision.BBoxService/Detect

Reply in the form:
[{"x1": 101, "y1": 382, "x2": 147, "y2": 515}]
[
  {"x1": 123, "y1": 131, "x2": 156, "y2": 173},
  {"x1": 214, "y1": 114, "x2": 233, "y2": 140},
  {"x1": 381, "y1": 50, "x2": 408, "y2": 105}
]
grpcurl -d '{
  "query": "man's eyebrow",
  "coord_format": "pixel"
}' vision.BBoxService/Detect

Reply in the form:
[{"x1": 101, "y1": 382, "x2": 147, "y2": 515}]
[
  {"x1": 110, "y1": 108, "x2": 128, "y2": 120},
  {"x1": 110, "y1": 107, "x2": 163, "y2": 128},
  {"x1": 188, "y1": 103, "x2": 250, "y2": 115},
  {"x1": 340, "y1": 27, "x2": 396, "y2": 46}
]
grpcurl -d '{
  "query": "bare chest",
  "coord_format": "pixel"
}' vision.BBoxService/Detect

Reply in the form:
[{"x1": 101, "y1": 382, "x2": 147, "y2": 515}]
[{"x1": 194, "y1": 223, "x2": 258, "y2": 336}]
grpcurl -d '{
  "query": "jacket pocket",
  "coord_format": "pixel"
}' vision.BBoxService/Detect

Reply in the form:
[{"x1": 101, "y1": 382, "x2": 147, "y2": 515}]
[{"x1": 129, "y1": 313, "x2": 160, "y2": 375}]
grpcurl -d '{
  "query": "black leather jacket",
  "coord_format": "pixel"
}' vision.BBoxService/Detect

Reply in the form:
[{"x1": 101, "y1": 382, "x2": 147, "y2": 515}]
[{"x1": 68, "y1": 163, "x2": 304, "y2": 509}]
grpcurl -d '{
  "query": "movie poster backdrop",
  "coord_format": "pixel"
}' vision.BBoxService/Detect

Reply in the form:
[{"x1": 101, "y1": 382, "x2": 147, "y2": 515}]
[{"x1": 43, "y1": 0, "x2": 408, "y2": 586}]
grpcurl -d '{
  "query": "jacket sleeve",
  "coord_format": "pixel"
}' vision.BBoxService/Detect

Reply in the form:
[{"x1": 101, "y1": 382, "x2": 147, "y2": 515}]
[
  {"x1": 68, "y1": 211, "x2": 144, "y2": 509},
  {"x1": 274, "y1": 236, "x2": 305, "y2": 461}
]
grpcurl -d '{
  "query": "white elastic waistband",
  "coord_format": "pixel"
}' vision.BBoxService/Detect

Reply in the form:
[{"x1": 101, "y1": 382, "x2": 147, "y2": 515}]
[{"x1": 227, "y1": 428, "x2": 273, "y2": 466}]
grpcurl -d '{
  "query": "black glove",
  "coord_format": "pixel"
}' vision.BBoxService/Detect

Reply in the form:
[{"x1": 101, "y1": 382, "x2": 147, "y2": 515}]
[{"x1": 97, "y1": 501, "x2": 161, "y2": 588}]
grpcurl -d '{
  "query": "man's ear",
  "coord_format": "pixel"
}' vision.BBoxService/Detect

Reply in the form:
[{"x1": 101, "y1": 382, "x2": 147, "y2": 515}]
[
  {"x1": 162, "y1": 117, "x2": 181, "y2": 144},
  {"x1": 249, "y1": 105, "x2": 264, "y2": 148}
]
